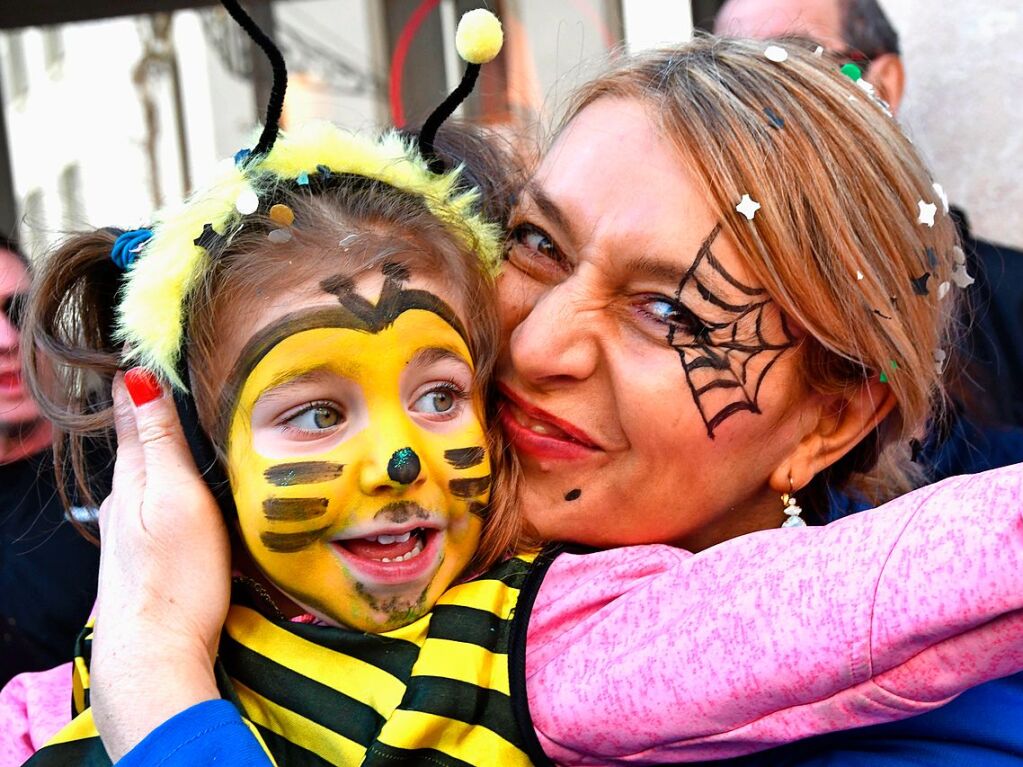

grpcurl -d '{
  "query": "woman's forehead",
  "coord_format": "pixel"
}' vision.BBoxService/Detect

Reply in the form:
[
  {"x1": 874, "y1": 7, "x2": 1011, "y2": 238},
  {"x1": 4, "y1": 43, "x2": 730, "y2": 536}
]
[{"x1": 527, "y1": 98, "x2": 759, "y2": 288}]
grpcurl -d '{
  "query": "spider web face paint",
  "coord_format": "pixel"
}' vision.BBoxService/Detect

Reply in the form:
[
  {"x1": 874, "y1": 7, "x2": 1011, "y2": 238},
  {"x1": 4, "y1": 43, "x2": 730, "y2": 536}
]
[{"x1": 667, "y1": 225, "x2": 796, "y2": 438}]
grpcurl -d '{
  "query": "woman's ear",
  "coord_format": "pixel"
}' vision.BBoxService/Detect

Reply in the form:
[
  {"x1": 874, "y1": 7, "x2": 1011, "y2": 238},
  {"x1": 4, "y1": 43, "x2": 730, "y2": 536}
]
[
  {"x1": 866, "y1": 53, "x2": 905, "y2": 115},
  {"x1": 769, "y1": 379, "x2": 897, "y2": 494}
]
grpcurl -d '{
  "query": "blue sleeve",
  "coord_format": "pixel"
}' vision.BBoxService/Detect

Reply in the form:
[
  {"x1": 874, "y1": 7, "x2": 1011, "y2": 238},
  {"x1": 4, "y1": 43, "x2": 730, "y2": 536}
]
[{"x1": 116, "y1": 699, "x2": 271, "y2": 767}]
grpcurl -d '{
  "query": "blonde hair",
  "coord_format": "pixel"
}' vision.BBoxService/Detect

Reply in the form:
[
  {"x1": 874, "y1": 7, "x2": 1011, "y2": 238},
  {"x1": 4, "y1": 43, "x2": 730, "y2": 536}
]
[{"x1": 565, "y1": 36, "x2": 961, "y2": 509}]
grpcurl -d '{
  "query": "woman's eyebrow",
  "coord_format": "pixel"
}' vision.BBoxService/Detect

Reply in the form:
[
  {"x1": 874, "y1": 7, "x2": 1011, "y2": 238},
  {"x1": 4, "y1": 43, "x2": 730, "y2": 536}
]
[{"x1": 522, "y1": 181, "x2": 578, "y2": 243}]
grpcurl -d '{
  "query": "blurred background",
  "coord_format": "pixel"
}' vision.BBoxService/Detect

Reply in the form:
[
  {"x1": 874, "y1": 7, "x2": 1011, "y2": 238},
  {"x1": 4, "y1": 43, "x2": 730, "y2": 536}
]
[{"x1": 0, "y1": 0, "x2": 1019, "y2": 257}]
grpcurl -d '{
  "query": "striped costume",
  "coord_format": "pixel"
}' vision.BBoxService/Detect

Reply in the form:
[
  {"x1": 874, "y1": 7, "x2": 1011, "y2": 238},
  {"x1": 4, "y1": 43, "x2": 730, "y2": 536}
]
[{"x1": 27, "y1": 551, "x2": 556, "y2": 766}]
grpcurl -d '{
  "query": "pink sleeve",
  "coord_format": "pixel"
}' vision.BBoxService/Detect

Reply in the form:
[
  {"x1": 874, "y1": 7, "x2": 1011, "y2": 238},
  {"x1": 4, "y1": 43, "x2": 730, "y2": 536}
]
[
  {"x1": 524, "y1": 464, "x2": 1023, "y2": 765},
  {"x1": 0, "y1": 663, "x2": 74, "y2": 766}
]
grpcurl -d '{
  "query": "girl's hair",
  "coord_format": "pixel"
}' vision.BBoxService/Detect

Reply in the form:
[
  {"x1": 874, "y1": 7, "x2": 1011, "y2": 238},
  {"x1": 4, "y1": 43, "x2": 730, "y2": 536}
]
[
  {"x1": 23, "y1": 124, "x2": 525, "y2": 570},
  {"x1": 564, "y1": 36, "x2": 961, "y2": 515}
]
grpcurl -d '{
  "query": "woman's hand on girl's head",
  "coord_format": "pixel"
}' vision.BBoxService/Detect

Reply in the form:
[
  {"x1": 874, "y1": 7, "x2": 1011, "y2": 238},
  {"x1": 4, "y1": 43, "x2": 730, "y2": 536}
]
[{"x1": 89, "y1": 369, "x2": 230, "y2": 759}]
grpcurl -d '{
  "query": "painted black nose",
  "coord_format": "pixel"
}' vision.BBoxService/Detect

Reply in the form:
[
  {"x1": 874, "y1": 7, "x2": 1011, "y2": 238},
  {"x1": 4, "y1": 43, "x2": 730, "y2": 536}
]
[{"x1": 387, "y1": 447, "x2": 421, "y2": 485}]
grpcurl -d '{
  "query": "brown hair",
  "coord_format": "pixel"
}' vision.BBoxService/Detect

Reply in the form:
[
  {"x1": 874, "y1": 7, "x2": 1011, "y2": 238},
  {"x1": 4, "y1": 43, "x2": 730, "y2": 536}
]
[
  {"x1": 563, "y1": 36, "x2": 961, "y2": 514},
  {"x1": 23, "y1": 124, "x2": 525, "y2": 571}
]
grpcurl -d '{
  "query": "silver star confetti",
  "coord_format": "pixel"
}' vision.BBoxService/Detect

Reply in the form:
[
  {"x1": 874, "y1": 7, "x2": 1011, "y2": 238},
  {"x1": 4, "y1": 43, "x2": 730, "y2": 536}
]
[
  {"x1": 736, "y1": 194, "x2": 762, "y2": 221},
  {"x1": 932, "y1": 182, "x2": 950, "y2": 213},
  {"x1": 917, "y1": 200, "x2": 937, "y2": 227},
  {"x1": 765, "y1": 45, "x2": 788, "y2": 62}
]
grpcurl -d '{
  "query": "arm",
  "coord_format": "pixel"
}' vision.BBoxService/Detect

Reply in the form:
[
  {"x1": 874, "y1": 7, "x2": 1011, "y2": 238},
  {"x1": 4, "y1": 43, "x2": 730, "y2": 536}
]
[
  {"x1": 0, "y1": 664, "x2": 73, "y2": 765},
  {"x1": 116, "y1": 701, "x2": 269, "y2": 767},
  {"x1": 89, "y1": 373, "x2": 231, "y2": 760},
  {"x1": 526, "y1": 465, "x2": 1023, "y2": 765}
]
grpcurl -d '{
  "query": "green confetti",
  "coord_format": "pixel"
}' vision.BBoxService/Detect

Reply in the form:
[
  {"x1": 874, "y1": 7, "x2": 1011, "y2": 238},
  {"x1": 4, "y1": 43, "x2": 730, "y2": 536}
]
[
  {"x1": 841, "y1": 62, "x2": 863, "y2": 81},
  {"x1": 879, "y1": 372, "x2": 889, "y2": 383}
]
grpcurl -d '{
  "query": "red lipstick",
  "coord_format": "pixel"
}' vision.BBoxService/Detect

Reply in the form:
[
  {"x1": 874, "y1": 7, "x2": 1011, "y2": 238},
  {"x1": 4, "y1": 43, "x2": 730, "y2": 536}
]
[{"x1": 498, "y1": 384, "x2": 599, "y2": 461}]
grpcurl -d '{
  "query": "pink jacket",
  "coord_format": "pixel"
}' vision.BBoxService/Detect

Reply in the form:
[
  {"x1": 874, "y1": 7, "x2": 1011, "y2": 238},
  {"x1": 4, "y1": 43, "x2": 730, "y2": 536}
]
[{"x1": 4, "y1": 466, "x2": 1023, "y2": 766}]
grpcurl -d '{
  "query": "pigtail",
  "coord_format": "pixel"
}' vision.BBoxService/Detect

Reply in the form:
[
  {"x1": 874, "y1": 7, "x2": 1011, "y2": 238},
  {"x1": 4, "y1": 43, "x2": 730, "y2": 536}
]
[{"x1": 22, "y1": 229, "x2": 123, "y2": 530}]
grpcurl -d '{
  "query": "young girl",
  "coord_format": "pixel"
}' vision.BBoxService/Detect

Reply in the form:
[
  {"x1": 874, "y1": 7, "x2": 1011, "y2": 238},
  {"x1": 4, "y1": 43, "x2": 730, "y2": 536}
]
[{"x1": 9, "y1": 13, "x2": 1023, "y2": 767}]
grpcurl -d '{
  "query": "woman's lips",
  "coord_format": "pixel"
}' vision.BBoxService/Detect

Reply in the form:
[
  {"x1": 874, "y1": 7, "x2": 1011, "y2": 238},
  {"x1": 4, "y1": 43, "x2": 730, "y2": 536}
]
[
  {"x1": 498, "y1": 385, "x2": 599, "y2": 461},
  {"x1": 0, "y1": 370, "x2": 22, "y2": 392}
]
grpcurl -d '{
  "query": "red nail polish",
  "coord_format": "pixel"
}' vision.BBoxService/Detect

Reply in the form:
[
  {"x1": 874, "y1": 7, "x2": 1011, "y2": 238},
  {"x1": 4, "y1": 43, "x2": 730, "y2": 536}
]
[{"x1": 124, "y1": 368, "x2": 162, "y2": 406}]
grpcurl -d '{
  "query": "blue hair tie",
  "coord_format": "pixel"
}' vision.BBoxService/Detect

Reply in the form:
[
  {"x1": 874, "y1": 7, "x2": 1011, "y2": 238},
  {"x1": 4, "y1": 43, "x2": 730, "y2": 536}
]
[{"x1": 110, "y1": 228, "x2": 152, "y2": 271}]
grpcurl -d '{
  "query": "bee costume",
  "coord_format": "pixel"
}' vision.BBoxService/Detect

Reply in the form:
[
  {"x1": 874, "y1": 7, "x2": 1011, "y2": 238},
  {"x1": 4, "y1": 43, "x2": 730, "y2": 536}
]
[{"x1": 26, "y1": 2, "x2": 559, "y2": 765}]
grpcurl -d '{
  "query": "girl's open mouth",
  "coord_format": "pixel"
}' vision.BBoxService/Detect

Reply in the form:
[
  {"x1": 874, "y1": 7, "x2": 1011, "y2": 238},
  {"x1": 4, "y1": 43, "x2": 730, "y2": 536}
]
[{"x1": 331, "y1": 527, "x2": 442, "y2": 585}]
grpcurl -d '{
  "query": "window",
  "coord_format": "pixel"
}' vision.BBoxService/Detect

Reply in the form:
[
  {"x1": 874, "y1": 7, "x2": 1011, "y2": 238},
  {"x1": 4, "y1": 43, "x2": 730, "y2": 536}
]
[
  {"x1": 42, "y1": 26, "x2": 64, "y2": 70},
  {"x1": 5, "y1": 32, "x2": 29, "y2": 99},
  {"x1": 58, "y1": 163, "x2": 83, "y2": 228},
  {"x1": 21, "y1": 189, "x2": 45, "y2": 259}
]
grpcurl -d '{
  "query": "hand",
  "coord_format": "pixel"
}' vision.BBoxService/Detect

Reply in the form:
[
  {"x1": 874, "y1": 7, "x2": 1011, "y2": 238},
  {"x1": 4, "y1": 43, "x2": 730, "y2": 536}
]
[{"x1": 90, "y1": 369, "x2": 231, "y2": 759}]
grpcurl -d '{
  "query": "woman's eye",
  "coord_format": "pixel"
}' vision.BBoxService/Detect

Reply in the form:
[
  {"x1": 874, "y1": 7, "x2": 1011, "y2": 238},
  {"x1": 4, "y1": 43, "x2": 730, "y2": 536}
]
[
  {"x1": 505, "y1": 223, "x2": 569, "y2": 279},
  {"x1": 285, "y1": 404, "x2": 343, "y2": 432},
  {"x1": 511, "y1": 224, "x2": 556, "y2": 259},
  {"x1": 412, "y1": 385, "x2": 466, "y2": 417},
  {"x1": 641, "y1": 297, "x2": 710, "y2": 340}
]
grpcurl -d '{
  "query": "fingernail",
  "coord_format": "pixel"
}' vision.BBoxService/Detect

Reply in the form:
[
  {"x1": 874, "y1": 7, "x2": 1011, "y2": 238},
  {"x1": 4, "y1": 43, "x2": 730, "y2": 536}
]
[{"x1": 124, "y1": 367, "x2": 162, "y2": 406}]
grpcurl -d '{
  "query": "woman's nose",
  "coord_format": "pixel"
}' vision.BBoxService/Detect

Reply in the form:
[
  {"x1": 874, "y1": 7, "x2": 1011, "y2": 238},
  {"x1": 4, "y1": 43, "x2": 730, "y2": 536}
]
[
  {"x1": 358, "y1": 444, "x2": 426, "y2": 496},
  {"x1": 507, "y1": 281, "x2": 600, "y2": 387}
]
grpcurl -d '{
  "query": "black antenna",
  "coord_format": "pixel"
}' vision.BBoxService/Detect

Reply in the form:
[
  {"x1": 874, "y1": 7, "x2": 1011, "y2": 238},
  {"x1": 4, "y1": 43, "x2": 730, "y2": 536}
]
[
  {"x1": 220, "y1": 0, "x2": 288, "y2": 159},
  {"x1": 419, "y1": 63, "x2": 481, "y2": 174}
]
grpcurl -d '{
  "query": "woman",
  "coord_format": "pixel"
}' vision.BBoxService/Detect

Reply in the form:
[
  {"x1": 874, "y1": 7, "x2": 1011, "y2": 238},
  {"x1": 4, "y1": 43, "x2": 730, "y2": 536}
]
[{"x1": 58, "y1": 38, "x2": 1023, "y2": 764}]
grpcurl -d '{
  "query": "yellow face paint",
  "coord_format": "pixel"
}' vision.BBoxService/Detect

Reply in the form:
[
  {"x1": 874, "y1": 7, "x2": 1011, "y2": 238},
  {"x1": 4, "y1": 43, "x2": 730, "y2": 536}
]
[{"x1": 225, "y1": 296, "x2": 489, "y2": 632}]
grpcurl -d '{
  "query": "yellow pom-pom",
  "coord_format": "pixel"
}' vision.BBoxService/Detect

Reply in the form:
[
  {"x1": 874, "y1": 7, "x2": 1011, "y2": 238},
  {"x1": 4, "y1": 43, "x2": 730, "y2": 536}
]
[{"x1": 455, "y1": 9, "x2": 503, "y2": 65}]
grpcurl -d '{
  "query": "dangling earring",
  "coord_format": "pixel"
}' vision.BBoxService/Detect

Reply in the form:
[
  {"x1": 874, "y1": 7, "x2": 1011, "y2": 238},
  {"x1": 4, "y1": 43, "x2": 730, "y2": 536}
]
[{"x1": 781, "y1": 478, "x2": 806, "y2": 528}]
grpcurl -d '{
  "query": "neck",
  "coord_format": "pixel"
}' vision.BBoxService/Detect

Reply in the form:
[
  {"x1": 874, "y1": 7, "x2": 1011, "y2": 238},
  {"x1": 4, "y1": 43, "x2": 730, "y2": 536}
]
[{"x1": 0, "y1": 419, "x2": 52, "y2": 464}]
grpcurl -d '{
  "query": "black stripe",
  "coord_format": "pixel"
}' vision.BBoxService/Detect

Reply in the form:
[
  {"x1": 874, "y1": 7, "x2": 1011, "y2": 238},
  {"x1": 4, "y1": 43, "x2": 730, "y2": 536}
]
[
  {"x1": 443, "y1": 446, "x2": 486, "y2": 469},
  {"x1": 280, "y1": 620, "x2": 422, "y2": 680},
  {"x1": 402, "y1": 676, "x2": 524, "y2": 749},
  {"x1": 364, "y1": 742, "x2": 476, "y2": 767},
  {"x1": 262, "y1": 497, "x2": 329, "y2": 521},
  {"x1": 469, "y1": 555, "x2": 532, "y2": 588},
  {"x1": 428, "y1": 604, "x2": 511, "y2": 653},
  {"x1": 254, "y1": 723, "x2": 339, "y2": 767},
  {"x1": 449, "y1": 475, "x2": 491, "y2": 499},
  {"x1": 25, "y1": 737, "x2": 111, "y2": 766},
  {"x1": 264, "y1": 462, "x2": 344, "y2": 486},
  {"x1": 221, "y1": 634, "x2": 386, "y2": 748},
  {"x1": 508, "y1": 546, "x2": 565, "y2": 767},
  {"x1": 260, "y1": 526, "x2": 330, "y2": 552}
]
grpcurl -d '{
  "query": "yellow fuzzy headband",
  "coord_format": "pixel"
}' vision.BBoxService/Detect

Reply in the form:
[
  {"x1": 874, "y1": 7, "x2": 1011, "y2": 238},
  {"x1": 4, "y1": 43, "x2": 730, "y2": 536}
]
[
  {"x1": 115, "y1": 124, "x2": 503, "y2": 388},
  {"x1": 115, "y1": 9, "x2": 505, "y2": 390}
]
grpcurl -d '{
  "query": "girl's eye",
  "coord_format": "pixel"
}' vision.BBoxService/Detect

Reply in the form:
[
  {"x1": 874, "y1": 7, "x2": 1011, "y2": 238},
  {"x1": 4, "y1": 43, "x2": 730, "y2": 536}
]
[
  {"x1": 284, "y1": 403, "x2": 343, "y2": 433},
  {"x1": 641, "y1": 297, "x2": 711, "y2": 340},
  {"x1": 506, "y1": 223, "x2": 570, "y2": 280},
  {"x1": 412, "y1": 384, "x2": 467, "y2": 418}
]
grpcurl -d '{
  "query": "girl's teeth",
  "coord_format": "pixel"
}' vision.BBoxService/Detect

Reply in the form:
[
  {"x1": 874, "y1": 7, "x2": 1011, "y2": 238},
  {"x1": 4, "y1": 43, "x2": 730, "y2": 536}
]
[
  {"x1": 370, "y1": 535, "x2": 413, "y2": 548},
  {"x1": 380, "y1": 539, "x2": 424, "y2": 563},
  {"x1": 373, "y1": 530, "x2": 412, "y2": 545}
]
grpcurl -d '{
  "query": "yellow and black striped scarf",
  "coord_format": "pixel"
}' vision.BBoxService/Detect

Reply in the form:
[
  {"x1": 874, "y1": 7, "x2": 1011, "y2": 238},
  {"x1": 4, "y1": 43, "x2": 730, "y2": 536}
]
[{"x1": 28, "y1": 551, "x2": 556, "y2": 766}]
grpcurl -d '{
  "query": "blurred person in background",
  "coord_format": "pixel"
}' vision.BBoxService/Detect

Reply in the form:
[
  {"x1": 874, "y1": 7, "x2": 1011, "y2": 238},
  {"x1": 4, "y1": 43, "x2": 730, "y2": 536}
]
[
  {"x1": 0, "y1": 233, "x2": 99, "y2": 688},
  {"x1": 708, "y1": 3, "x2": 1023, "y2": 764},
  {"x1": 715, "y1": 0, "x2": 1023, "y2": 461}
]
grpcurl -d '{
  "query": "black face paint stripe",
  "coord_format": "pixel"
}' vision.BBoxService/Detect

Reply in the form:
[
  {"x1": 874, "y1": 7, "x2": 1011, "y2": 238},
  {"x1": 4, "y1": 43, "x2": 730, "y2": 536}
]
[
  {"x1": 263, "y1": 497, "x2": 329, "y2": 521},
  {"x1": 449, "y1": 475, "x2": 492, "y2": 499},
  {"x1": 217, "y1": 276, "x2": 468, "y2": 443},
  {"x1": 263, "y1": 462, "x2": 345, "y2": 487},
  {"x1": 444, "y1": 446, "x2": 486, "y2": 469},
  {"x1": 468, "y1": 501, "x2": 489, "y2": 518},
  {"x1": 260, "y1": 526, "x2": 331, "y2": 553}
]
